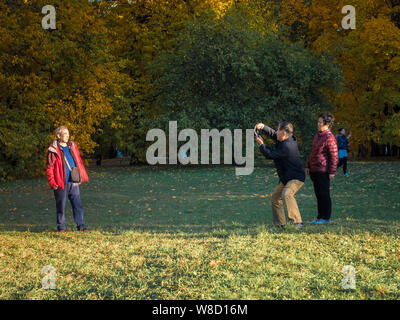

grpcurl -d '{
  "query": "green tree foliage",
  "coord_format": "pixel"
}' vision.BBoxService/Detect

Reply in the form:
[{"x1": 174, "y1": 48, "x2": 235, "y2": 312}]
[{"x1": 148, "y1": 8, "x2": 343, "y2": 155}]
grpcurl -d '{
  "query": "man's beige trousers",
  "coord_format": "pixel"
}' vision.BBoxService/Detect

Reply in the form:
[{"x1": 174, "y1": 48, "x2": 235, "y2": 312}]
[{"x1": 270, "y1": 180, "x2": 304, "y2": 225}]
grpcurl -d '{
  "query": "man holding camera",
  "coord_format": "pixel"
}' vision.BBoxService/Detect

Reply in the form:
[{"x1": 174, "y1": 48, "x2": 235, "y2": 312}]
[
  {"x1": 255, "y1": 122, "x2": 305, "y2": 228},
  {"x1": 46, "y1": 126, "x2": 89, "y2": 232}
]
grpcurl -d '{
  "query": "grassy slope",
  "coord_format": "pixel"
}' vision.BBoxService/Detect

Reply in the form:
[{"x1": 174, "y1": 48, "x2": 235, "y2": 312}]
[{"x1": 0, "y1": 162, "x2": 399, "y2": 299}]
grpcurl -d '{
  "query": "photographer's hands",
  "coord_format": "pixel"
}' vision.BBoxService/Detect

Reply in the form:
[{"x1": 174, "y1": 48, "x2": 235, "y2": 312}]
[
  {"x1": 254, "y1": 123, "x2": 265, "y2": 132},
  {"x1": 254, "y1": 123, "x2": 265, "y2": 146}
]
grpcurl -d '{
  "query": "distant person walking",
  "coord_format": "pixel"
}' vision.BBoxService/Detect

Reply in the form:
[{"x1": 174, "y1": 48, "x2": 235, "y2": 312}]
[
  {"x1": 46, "y1": 126, "x2": 89, "y2": 232},
  {"x1": 306, "y1": 112, "x2": 338, "y2": 225},
  {"x1": 336, "y1": 128, "x2": 352, "y2": 176}
]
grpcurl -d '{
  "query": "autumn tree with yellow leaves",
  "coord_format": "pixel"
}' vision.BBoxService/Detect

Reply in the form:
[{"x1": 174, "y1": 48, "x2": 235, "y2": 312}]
[
  {"x1": 0, "y1": 0, "x2": 254, "y2": 178},
  {"x1": 0, "y1": 0, "x2": 128, "y2": 179},
  {"x1": 1, "y1": 0, "x2": 399, "y2": 180},
  {"x1": 278, "y1": 0, "x2": 400, "y2": 156}
]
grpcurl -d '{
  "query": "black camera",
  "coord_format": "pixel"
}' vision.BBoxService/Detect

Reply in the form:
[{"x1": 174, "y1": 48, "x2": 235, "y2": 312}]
[{"x1": 254, "y1": 129, "x2": 262, "y2": 139}]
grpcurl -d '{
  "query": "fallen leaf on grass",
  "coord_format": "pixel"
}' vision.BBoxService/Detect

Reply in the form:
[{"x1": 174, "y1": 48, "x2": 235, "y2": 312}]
[{"x1": 209, "y1": 260, "x2": 223, "y2": 266}]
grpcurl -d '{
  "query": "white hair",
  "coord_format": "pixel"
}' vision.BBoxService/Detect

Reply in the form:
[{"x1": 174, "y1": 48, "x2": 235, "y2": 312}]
[{"x1": 55, "y1": 126, "x2": 69, "y2": 139}]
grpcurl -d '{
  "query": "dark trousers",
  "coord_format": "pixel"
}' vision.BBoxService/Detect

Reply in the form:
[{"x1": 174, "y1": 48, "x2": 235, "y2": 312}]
[
  {"x1": 310, "y1": 172, "x2": 331, "y2": 220},
  {"x1": 338, "y1": 157, "x2": 348, "y2": 174},
  {"x1": 54, "y1": 182, "x2": 86, "y2": 231}
]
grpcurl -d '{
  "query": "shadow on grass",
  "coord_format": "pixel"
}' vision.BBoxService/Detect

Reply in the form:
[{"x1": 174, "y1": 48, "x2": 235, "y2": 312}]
[{"x1": 1, "y1": 217, "x2": 399, "y2": 238}]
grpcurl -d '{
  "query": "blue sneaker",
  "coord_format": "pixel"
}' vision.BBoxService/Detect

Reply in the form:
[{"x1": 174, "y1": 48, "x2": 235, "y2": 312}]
[
  {"x1": 310, "y1": 219, "x2": 330, "y2": 225},
  {"x1": 344, "y1": 173, "x2": 349, "y2": 177}
]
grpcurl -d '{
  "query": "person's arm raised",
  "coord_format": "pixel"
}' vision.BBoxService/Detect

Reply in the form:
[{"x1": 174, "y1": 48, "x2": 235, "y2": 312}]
[
  {"x1": 261, "y1": 125, "x2": 277, "y2": 141},
  {"x1": 347, "y1": 131, "x2": 352, "y2": 139}
]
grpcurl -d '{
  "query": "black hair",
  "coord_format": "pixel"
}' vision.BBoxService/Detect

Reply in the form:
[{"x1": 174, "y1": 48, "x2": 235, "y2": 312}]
[
  {"x1": 318, "y1": 112, "x2": 335, "y2": 128},
  {"x1": 278, "y1": 121, "x2": 294, "y2": 137},
  {"x1": 338, "y1": 128, "x2": 345, "y2": 133}
]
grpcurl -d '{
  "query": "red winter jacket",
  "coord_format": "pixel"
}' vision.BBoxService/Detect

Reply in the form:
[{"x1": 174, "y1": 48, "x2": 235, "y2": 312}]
[
  {"x1": 46, "y1": 140, "x2": 89, "y2": 190},
  {"x1": 306, "y1": 130, "x2": 338, "y2": 174}
]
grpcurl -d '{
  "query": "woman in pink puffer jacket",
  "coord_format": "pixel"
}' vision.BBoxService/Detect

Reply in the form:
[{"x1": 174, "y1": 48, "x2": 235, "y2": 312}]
[{"x1": 306, "y1": 112, "x2": 338, "y2": 224}]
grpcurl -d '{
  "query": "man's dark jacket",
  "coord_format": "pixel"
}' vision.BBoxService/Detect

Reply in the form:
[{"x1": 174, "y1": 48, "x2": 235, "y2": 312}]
[{"x1": 259, "y1": 125, "x2": 305, "y2": 185}]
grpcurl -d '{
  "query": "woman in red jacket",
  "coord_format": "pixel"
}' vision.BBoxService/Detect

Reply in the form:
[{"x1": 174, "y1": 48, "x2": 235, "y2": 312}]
[
  {"x1": 306, "y1": 112, "x2": 338, "y2": 224},
  {"x1": 46, "y1": 126, "x2": 89, "y2": 232}
]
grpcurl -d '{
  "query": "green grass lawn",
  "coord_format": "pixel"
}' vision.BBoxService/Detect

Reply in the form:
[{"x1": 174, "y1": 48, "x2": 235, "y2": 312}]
[{"x1": 0, "y1": 162, "x2": 399, "y2": 299}]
